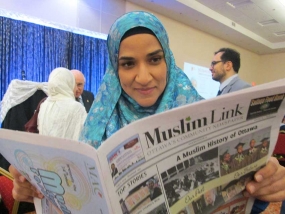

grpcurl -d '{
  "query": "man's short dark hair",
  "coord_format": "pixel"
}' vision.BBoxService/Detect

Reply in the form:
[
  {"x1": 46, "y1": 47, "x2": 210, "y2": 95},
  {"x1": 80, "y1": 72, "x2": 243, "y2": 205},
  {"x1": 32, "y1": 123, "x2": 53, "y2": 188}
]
[{"x1": 215, "y1": 48, "x2": 240, "y2": 73}]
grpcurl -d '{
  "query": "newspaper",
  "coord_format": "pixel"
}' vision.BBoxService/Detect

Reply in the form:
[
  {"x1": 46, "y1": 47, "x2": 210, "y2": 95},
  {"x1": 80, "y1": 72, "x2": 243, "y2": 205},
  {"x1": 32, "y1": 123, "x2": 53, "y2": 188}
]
[{"x1": 0, "y1": 78, "x2": 285, "y2": 214}]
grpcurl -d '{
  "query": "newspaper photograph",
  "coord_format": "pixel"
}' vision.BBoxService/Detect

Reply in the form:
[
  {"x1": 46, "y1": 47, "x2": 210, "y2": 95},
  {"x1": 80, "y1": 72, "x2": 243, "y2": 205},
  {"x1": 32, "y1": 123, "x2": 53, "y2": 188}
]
[
  {"x1": 117, "y1": 167, "x2": 166, "y2": 214},
  {"x1": 107, "y1": 134, "x2": 146, "y2": 186},
  {"x1": 159, "y1": 147, "x2": 220, "y2": 209},
  {"x1": 155, "y1": 123, "x2": 270, "y2": 213}
]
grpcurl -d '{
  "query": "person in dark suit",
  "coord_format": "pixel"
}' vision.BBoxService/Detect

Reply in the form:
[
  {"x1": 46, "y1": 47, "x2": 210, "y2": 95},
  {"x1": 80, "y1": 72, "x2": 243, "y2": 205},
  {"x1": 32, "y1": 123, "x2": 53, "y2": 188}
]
[
  {"x1": 220, "y1": 150, "x2": 232, "y2": 176},
  {"x1": 232, "y1": 142, "x2": 247, "y2": 171},
  {"x1": 81, "y1": 90, "x2": 94, "y2": 113},
  {"x1": 147, "y1": 179, "x2": 162, "y2": 201},
  {"x1": 210, "y1": 48, "x2": 251, "y2": 96},
  {"x1": 111, "y1": 163, "x2": 118, "y2": 178},
  {"x1": 247, "y1": 139, "x2": 259, "y2": 163},
  {"x1": 71, "y1": 70, "x2": 94, "y2": 112},
  {"x1": 258, "y1": 137, "x2": 270, "y2": 159}
]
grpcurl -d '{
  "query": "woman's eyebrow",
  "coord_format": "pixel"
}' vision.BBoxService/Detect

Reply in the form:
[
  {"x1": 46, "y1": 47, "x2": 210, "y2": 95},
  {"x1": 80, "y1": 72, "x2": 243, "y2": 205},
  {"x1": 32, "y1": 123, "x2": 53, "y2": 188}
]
[
  {"x1": 118, "y1": 49, "x2": 164, "y2": 61},
  {"x1": 118, "y1": 56, "x2": 134, "y2": 61},
  {"x1": 147, "y1": 49, "x2": 164, "y2": 57}
]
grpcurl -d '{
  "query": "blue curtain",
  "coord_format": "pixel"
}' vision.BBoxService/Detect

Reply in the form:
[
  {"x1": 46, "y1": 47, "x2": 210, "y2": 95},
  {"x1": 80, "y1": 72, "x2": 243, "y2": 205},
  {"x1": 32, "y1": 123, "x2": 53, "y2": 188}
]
[{"x1": 0, "y1": 16, "x2": 108, "y2": 100}]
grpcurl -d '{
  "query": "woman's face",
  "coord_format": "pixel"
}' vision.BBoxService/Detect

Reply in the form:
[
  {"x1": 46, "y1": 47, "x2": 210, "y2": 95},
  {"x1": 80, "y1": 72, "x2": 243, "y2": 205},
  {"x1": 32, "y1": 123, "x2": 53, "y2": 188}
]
[{"x1": 118, "y1": 33, "x2": 167, "y2": 107}]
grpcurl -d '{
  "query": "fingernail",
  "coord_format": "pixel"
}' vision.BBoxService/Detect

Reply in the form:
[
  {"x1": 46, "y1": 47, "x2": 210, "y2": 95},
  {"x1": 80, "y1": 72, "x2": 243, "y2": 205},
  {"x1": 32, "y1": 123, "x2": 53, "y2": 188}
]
[
  {"x1": 248, "y1": 185, "x2": 255, "y2": 194},
  {"x1": 255, "y1": 174, "x2": 263, "y2": 182}
]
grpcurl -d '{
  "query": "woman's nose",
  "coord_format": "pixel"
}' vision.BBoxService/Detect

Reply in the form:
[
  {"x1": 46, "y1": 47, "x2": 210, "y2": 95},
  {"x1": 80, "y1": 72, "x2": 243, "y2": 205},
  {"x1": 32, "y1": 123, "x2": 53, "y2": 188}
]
[{"x1": 135, "y1": 64, "x2": 152, "y2": 85}]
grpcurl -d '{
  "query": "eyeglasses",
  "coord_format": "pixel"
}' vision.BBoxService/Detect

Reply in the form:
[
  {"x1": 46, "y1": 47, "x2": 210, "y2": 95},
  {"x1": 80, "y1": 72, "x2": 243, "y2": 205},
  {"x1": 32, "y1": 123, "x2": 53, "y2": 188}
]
[{"x1": 211, "y1": 60, "x2": 223, "y2": 67}]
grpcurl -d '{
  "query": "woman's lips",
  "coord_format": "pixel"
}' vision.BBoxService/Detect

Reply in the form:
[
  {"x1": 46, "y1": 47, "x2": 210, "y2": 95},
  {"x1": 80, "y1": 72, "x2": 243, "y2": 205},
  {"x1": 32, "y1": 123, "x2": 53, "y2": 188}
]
[{"x1": 136, "y1": 87, "x2": 155, "y2": 95}]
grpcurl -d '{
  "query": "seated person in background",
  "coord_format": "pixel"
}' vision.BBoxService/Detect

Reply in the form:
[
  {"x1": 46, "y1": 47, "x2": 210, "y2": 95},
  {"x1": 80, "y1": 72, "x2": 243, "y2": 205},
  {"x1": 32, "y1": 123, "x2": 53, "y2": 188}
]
[
  {"x1": 38, "y1": 67, "x2": 87, "y2": 141},
  {"x1": 8, "y1": 11, "x2": 285, "y2": 213}
]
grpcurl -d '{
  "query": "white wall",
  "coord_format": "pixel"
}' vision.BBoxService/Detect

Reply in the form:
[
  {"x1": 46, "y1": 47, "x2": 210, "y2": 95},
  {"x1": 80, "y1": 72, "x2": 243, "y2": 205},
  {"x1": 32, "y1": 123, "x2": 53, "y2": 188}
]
[{"x1": 259, "y1": 53, "x2": 285, "y2": 84}]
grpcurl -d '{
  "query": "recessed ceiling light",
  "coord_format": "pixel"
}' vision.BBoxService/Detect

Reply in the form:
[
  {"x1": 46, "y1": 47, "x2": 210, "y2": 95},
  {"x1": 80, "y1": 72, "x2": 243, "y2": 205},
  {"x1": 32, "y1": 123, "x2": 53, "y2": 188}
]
[
  {"x1": 226, "y1": 2, "x2": 235, "y2": 8},
  {"x1": 226, "y1": 0, "x2": 252, "y2": 8},
  {"x1": 274, "y1": 31, "x2": 285, "y2": 36},
  {"x1": 258, "y1": 19, "x2": 278, "y2": 26}
]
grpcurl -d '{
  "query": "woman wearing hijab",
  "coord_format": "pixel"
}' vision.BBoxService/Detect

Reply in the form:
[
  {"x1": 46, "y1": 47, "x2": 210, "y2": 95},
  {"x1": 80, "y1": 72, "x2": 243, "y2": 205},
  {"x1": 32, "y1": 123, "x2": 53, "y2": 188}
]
[
  {"x1": 38, "y1": 67, "x2": 87, "y2": 140},
  {"x1": 79, "y1": 11, "x2": 202, "y2": 148},
  {"x1": 9, "y1": 11, "x2": 285, "y2": 212}
]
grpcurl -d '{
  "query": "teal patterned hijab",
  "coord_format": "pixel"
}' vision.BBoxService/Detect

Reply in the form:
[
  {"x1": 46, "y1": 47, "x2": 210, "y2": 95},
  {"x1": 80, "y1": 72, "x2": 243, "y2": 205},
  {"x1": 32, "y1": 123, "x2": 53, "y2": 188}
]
[{"x1": 80, "y1": 11, "x2": 203, "y2": 148}]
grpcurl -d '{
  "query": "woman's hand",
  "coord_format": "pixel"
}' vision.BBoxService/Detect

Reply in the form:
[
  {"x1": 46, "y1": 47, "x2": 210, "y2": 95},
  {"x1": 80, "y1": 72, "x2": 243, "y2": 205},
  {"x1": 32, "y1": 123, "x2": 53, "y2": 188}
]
[
  {"x1": 9, "y1": 165, "x2": 44, "y2": 203},
  {"x1": 244, "y1": 157, "x2": 285, "y2": 202}
]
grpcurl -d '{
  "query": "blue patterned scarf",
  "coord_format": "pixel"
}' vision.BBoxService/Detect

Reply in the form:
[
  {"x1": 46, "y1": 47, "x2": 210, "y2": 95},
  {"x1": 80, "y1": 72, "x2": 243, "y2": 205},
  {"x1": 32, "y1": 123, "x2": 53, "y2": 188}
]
[{"x1": 80, "y1": 11, "x2": 203, "y2": 148}]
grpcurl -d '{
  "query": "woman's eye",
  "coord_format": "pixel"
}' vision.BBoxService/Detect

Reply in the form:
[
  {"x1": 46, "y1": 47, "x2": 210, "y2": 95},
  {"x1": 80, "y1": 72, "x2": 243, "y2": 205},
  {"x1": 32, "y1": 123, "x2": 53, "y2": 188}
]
[
  {"x1": 120, "y1": 61, "x2": 134, "y2": 68},
  {"x1": 150, "y1": 56, "x2": 162, "y2": 64}
]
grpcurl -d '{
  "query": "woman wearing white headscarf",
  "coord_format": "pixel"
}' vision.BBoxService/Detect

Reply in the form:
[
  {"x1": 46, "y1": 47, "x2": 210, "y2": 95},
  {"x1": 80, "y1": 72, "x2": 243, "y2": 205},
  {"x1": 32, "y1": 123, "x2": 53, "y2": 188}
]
[{"x1": 38, "y1": 67, "x2": 87, "y2": 140}]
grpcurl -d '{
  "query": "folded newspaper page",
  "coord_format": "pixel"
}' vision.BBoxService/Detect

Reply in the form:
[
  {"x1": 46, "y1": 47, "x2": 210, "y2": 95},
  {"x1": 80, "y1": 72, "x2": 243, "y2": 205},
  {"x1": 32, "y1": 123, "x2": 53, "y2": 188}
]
[
  {"x1": 0, "y1": 131, "x2": 111, "y2": 214},
  {"x1": 0, "y1": 78, "x2": 284, "y2": 214}
]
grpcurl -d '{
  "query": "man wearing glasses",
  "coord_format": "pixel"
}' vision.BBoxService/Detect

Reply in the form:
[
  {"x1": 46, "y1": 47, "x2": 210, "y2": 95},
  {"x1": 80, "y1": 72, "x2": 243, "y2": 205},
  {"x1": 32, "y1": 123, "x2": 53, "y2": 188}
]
[{"x1": 210, "y1": 48, "x2": 251, "y2": 96}]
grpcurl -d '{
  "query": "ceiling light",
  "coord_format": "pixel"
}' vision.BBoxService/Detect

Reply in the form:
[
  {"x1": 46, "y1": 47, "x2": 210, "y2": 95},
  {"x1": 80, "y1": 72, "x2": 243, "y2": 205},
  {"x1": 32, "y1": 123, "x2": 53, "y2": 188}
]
[
  {"x1": 258, "y1": 19, "x2": 278, "y2": 26},
  {"x1": 274, "y1": 31, "x2": 285, "y2": 36},
  {"x1": 226, "y1": 0, "x2": 252, "y2": 8},
  {"x1": 226, "y1": 2, "x2": 235, "y2": 8}
]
